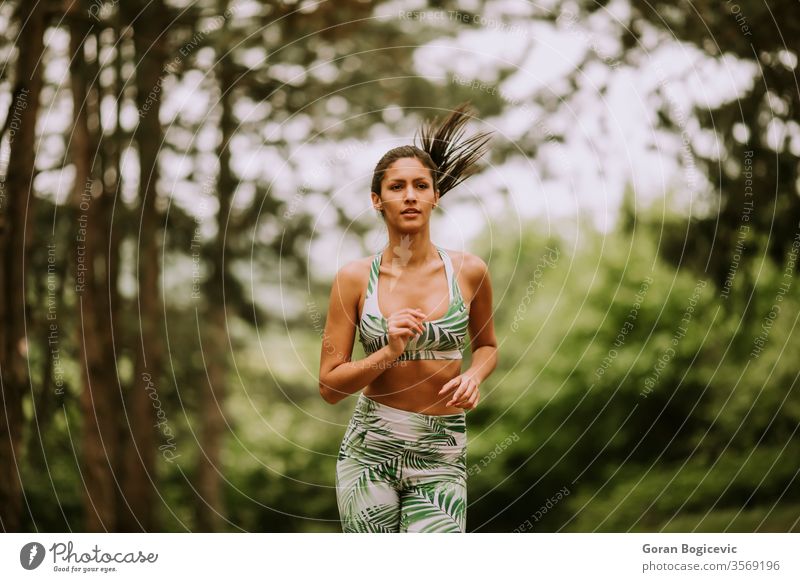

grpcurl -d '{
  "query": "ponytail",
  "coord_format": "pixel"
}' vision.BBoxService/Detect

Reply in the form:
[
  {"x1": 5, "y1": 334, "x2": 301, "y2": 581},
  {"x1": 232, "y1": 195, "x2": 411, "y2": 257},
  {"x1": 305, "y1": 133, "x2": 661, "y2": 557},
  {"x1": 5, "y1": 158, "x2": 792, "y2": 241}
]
[{"x1": 413, "y1": 101, "x2": 493, "y2": 198}]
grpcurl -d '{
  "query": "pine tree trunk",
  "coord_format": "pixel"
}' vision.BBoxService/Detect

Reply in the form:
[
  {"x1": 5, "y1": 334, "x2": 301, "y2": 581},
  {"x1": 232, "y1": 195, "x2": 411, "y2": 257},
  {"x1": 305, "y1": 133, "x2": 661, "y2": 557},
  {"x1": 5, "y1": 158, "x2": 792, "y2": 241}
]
[
  {"x1": 109, "y1": 14, "x2": 134, "y2": 530},
  {"x1": 0, "y1": 0, "x2": 46, "y2": 532},
  {"x1": 118, "y1": 0, "x2": 168, "y2": 531},
  {"x1": 196, "y1": 305, "x2": 227, "y2": 531},
  {"x1": 67, "y1": 4, "x2": 121, "y2": 532},
  {"x1": 195, "y1": 47, "x2": 234, "y2": 532}
]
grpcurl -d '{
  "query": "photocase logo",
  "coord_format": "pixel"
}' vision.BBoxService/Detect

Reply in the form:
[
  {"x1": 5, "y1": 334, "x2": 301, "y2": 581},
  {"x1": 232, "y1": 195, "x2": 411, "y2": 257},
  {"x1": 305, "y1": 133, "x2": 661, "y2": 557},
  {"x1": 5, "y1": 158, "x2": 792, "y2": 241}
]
[
  {"x1": 20, "y1": 542, "x2": 46, "y2": 570},
  {"x1": 388, "y1": 234, "x2": 414, "y2": 292}
]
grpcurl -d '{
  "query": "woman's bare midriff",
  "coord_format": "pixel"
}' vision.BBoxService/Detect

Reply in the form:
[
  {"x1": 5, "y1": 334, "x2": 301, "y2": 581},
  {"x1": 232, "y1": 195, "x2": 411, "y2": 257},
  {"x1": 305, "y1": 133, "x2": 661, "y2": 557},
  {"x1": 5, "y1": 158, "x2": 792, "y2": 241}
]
[
  {"x1": 355, "y1": 249, "x2": 472, "y2": 416},
  {"x1": 362, "y1": 359, "x2": 466, "y2": 415}
]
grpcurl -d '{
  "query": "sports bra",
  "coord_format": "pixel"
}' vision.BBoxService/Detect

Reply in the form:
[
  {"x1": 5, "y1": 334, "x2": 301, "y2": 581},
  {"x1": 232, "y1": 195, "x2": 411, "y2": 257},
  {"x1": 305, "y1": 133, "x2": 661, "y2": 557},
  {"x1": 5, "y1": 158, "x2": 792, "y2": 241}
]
[{"x1": 358, "y1": 244, "x2": 470, "y2": 361}]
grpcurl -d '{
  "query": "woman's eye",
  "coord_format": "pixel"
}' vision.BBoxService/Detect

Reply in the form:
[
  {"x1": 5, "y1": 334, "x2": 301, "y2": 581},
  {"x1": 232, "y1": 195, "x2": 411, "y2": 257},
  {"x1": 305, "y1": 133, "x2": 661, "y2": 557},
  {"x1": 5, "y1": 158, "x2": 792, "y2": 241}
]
[{"x1": 417, "y1": 183, "x2": 428, "y2": 189}]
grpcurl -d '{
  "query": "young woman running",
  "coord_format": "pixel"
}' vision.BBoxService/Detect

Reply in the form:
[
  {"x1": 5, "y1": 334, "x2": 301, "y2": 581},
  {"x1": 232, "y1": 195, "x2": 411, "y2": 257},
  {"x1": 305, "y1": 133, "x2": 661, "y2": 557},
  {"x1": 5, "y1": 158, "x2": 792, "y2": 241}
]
[{"x1": 318, "y1": 103, "x2": 499, "y2": 533}]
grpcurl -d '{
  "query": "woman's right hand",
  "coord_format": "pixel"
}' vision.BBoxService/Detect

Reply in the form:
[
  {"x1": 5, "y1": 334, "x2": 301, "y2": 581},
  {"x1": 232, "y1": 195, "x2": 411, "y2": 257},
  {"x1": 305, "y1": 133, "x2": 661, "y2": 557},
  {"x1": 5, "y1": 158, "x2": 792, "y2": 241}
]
[{"x1": 386, "y1": 308, "x2": 426, "y2": 357}]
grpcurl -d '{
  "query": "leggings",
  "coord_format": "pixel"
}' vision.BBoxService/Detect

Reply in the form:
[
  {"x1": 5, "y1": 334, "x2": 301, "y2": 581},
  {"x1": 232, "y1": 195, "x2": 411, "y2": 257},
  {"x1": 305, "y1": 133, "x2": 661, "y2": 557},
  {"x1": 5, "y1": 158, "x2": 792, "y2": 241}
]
[{"x1": 335, "y1": 392, "x2": 468, "y2": 533}]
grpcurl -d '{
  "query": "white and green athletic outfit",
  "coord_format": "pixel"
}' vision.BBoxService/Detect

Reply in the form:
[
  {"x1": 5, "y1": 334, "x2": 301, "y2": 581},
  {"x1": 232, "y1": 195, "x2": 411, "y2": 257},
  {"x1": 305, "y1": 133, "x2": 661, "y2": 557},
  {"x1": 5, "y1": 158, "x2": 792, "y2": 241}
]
[
  {"x1": 335, "y1": 245, "x2": 470, "y2": 533},
  {"x1": 336, "y1": 393, "x2": 468, "y2": 532}
]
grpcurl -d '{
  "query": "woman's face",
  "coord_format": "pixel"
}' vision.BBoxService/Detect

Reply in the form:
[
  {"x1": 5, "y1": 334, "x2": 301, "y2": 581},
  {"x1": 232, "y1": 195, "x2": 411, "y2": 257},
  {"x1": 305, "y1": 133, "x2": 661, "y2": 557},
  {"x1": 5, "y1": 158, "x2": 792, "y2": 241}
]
[{"x1": 372, "y1": 157, "x2": 439, "y2": 229}]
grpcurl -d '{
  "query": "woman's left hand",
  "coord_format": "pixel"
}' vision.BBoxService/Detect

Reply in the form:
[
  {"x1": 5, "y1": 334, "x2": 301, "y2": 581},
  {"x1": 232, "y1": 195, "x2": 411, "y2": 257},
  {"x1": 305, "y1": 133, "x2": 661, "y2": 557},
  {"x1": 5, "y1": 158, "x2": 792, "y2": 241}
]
[{"x1": 438, "y1": 371, "x2": 481, "y2": 410}]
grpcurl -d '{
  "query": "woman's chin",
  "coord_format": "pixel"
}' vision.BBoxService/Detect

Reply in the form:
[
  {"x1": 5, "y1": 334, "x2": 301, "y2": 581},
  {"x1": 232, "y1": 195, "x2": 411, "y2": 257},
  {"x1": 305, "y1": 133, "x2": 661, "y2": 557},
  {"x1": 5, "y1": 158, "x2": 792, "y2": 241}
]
[{"x1": 394, "y1": 222, "x2": 425, "y2": 233}]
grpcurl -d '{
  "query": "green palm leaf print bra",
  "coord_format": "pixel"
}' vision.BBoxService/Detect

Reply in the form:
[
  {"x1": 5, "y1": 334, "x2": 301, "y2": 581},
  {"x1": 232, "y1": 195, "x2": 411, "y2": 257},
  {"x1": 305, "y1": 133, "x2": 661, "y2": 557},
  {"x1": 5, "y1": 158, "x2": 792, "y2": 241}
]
[{"x1": 358, "y1": 245, "x2": 470, "y2": 360}]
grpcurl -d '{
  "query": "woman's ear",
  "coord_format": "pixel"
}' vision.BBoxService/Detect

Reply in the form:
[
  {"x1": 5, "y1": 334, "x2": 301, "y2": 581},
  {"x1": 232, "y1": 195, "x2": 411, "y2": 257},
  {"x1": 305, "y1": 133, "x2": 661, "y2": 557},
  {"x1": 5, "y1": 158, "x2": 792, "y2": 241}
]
[{"x1": 371, "y1": 191, "x2": 383, "y2": 212}]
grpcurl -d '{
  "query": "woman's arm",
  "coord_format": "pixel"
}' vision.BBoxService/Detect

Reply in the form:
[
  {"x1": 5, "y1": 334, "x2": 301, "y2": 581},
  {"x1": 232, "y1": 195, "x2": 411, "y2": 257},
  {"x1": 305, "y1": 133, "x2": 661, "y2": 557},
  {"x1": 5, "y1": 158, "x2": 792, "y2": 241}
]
[
  {"x1": 464, "y1": 255, "x2": 498, "y2": 382},
  {"x1": 318, "y1": 263, "x2": 388, "y2": 404},
  {"x1": 439, "y1": 254, "x2": 498, "y2": 408}
]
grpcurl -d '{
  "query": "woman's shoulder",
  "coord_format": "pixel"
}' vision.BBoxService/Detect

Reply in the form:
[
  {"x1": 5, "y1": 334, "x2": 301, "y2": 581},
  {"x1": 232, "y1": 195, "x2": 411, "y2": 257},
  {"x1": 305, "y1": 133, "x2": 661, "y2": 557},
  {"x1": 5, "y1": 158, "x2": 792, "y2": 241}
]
[
  {"x1": 333, "y1": 254, "x2": 376, "y2": 288},
  {"x1": 441, "y1": 248, "x2": 488, "y2": 282}
]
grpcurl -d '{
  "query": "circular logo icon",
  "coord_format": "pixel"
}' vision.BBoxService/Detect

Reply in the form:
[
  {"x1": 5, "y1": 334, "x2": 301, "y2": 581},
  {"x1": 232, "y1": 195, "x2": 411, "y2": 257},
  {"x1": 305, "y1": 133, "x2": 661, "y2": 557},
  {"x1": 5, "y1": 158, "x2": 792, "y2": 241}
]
[{"x1": 20, "y1": 542, "x2": 46, "y2": 570}]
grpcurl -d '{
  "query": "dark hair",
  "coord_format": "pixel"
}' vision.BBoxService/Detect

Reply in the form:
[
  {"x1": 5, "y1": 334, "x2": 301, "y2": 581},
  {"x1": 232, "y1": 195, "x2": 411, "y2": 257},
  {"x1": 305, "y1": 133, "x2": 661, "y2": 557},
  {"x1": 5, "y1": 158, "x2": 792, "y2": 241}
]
[{"x1": 370, "y1": 102, "x2": 493, "y2": 215}]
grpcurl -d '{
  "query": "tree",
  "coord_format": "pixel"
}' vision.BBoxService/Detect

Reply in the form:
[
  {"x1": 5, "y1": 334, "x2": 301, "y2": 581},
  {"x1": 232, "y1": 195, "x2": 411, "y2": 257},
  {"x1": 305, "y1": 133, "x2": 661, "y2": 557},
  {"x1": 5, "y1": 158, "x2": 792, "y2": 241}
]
[
  {"x1": 0, "y1": 0, "x2": 47, "y2": 532},
  {"x1": 117, "y1": 0, "x2": 171, "y2": 531},
  {"x1": 604, "y1": 0, "x2": 799, "y2": 286}
]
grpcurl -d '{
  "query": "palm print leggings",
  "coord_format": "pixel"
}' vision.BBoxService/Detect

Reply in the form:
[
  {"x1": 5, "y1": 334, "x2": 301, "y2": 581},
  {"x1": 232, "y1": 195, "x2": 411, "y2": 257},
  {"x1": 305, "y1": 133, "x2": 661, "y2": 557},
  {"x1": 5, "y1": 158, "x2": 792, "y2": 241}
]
[{"x1": 335, "y1": 392, "x2": 468, "y2": 533}]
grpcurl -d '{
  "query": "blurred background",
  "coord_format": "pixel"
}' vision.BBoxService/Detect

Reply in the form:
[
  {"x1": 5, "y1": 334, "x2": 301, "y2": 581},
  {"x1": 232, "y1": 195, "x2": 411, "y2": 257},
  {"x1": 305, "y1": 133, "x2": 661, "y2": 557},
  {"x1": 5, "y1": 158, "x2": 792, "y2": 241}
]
[{"x1": 0, "y1": 0, "x2": 798, "y2": 532}]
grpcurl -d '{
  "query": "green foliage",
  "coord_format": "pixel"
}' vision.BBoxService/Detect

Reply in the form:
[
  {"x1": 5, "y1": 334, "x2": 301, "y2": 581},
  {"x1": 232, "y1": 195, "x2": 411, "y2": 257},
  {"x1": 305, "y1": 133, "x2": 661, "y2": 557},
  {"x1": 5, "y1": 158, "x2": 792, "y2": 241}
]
[
  {"x1": 460, "y1": 216, "x2": 800, "y2": 532},
  {"x1": 210, "y1": 216, "x2": 799, "y2": 532}
]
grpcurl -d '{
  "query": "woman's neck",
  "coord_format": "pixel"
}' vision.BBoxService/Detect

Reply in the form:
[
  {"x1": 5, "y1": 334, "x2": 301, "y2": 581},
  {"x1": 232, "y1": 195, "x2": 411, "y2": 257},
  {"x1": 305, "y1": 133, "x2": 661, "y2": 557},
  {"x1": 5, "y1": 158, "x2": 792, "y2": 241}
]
[{"x1": 382, "y1": 231, "x2": 438, "y2": 269}]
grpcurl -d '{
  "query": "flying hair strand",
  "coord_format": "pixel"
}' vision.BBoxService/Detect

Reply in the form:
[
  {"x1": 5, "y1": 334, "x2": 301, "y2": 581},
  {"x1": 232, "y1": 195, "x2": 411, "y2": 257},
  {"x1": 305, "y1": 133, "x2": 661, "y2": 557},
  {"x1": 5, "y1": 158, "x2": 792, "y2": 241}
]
[{"x1": 413, "y1": 102, "x2": 493, "y2": 198}]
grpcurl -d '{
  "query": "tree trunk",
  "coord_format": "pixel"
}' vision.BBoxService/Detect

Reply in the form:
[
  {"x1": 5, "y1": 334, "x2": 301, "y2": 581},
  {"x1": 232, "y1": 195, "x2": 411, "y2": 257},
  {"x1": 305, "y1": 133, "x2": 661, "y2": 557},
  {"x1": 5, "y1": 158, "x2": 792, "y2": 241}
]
[
  {"x1": 109, "y1": 14, "x2": 136, "y2": 530},
  {"x1": 67, "y1": 3, "x2": 122, "y2": 532},
  {"x1": 117, "y1": 0, "x2": 168, "y2": 531},
  {"x1": 195, "y1": 305, "x2": 228, "y2": 531},
  {"x1": 195, "y1": 38, "x2": 234, "y2": 531},
  {"x1": 0, "y1": 0, "x2": 46, "y2": 532}
]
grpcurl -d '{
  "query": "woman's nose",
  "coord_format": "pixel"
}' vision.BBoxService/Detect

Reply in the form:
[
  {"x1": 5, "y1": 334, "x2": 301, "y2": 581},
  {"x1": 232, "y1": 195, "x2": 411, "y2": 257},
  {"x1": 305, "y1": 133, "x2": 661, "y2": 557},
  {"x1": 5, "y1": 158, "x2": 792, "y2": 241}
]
[{"x1": 404, "y1": 186, "x2": 417, "y2": 200}]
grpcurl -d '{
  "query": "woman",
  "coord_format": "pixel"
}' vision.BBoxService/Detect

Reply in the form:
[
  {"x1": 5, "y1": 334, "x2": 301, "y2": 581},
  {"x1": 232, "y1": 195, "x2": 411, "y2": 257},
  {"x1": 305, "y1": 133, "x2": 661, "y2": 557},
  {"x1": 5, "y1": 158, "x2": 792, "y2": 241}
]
[{"x1": 318, "y1": 103, "x2": 499, "y2": 533}]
